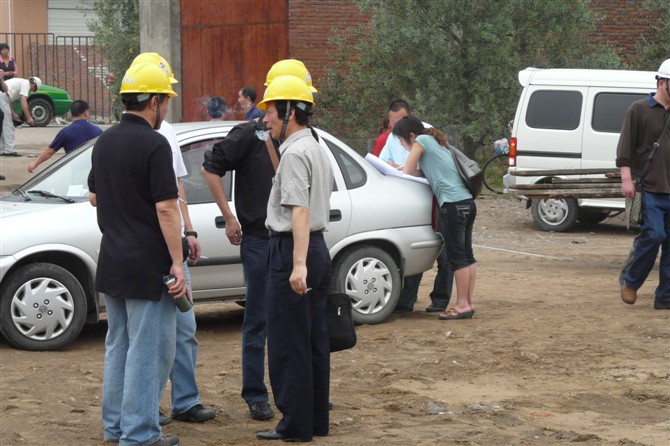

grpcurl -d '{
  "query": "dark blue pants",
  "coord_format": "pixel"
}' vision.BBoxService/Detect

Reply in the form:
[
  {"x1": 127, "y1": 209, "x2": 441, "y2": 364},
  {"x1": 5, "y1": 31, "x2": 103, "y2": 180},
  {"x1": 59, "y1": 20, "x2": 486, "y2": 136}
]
[
  {"x1": 622, "y1": 191, "x2": 670, "y2": 306},
  {"x1": 240, "y1": 234, "x2": 270, "y2": 405},
  {"x1": 266, "y1": 233, "x2": 332, "y2": 440}
]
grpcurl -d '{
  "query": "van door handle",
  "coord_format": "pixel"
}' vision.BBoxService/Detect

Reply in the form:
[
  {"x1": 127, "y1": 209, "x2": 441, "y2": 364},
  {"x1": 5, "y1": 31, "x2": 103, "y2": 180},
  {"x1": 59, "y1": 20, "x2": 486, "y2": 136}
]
[
  {"x1": 215, "y1": 216, "x2": 226, "y2": 228},
  {"x1": 330, "y1": 209, "x2": 342, "y2": 222}
]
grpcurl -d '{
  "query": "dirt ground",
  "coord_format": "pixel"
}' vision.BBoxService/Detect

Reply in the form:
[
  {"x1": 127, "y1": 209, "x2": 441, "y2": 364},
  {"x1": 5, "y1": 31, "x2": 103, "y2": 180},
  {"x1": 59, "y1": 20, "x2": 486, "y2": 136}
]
[{"x1": 1, "y1": 130, "x2": 669, "y2": 445}]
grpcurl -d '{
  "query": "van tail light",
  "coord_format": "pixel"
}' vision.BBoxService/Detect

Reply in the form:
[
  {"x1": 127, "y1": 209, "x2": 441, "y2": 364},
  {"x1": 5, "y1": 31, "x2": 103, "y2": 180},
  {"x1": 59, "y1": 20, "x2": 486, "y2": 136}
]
[{"x1": 509, "y1": 137, "x2": 517, "y2": 167}]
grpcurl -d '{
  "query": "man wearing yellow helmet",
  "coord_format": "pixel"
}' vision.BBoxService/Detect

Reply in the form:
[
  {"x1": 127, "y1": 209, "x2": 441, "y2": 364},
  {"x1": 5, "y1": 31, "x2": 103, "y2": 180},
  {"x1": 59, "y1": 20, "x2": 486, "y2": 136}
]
[
  {"x1": 255, "y1": 74, "x2": 334, "y2": 442},
  {"x1": 88, "y1": 62, "x2": 182, "y2": 446}
]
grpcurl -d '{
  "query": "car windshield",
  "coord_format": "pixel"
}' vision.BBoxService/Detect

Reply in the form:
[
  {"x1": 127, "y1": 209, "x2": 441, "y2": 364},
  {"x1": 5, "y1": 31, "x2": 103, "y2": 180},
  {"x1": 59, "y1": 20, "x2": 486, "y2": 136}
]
[{"x1": 17, "y1": 143, "x2": 93, "y2": 199}]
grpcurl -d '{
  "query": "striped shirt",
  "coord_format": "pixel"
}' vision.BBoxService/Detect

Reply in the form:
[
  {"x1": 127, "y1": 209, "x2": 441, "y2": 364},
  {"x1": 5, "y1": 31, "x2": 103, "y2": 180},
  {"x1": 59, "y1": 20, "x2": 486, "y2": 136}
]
[{"x1": 265, "y1": 128, "x2": 333, "y2": 232}]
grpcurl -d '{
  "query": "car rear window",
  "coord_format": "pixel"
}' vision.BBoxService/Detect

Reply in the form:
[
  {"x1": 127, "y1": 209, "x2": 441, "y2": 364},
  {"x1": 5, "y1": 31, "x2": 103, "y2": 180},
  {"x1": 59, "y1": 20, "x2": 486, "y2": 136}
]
[
  {"x1": 592, "y1": 93, "x2": 647, "y2": 133},
  {"x1": 526, "y1": 90, "x2": 582, "y2": 130}
]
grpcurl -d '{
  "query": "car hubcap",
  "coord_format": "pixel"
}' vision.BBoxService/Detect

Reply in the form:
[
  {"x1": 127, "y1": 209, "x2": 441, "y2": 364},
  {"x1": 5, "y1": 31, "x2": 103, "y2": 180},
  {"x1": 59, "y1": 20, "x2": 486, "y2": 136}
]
[
  {"x1": 10, "y1": 277, "x2": 75, "y2": 341},
  {"x1": 344, "y1": 257, "x2": 393, "y2": 315},
  {"x1": 538, "y1": 199, "x2": 569, "y2": 226}
]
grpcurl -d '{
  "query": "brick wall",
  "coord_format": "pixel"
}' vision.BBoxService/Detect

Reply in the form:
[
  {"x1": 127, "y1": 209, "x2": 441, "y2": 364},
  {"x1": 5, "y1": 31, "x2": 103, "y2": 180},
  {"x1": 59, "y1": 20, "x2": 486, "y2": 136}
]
[
  {"x1": 288, "y1": 0, "x2": 369, "y2": 86},
  {"x1": 588, "y1": 0, "x2": 659, "y2": 66}
]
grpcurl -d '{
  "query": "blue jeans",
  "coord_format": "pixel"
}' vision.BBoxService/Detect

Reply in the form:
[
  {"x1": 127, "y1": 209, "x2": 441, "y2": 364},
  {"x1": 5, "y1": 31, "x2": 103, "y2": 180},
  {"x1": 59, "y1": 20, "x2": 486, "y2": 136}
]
[
  {"x1": 240, "y1": 234, "x2": 270, "y2": 405},
  {"x1": 430, "y1": 216, "x2": 454, "y2": 308},
  {"x1": 440, "y1": 200, "x2": 476, "y2": 271},
  {"x1": 170, "y1": 263, "x2": 201, "y2": 415},
  {"x1": 102, "y1": 292, "x2": 176, "y2": 445},
  {"x1": 622, "y1": 191, "x2": 670, "y2": 305}
]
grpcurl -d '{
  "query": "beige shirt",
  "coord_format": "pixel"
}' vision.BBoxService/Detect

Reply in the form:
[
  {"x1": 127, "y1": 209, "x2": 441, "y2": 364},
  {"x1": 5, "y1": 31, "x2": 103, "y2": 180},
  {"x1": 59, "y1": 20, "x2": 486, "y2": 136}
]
[{"x1": 265, "y1": 128, "x2": 333, "y2": 232}]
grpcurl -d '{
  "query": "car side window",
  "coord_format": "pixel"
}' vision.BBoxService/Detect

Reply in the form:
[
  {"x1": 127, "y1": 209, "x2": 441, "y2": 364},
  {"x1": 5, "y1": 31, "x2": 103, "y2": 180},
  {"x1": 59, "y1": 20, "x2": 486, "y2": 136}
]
[
  {"x1": 324, "y1": 138, "x2": 366, "y2": 190},
  {"x1": 526, "y1": 90, "x2": 582, "y2": 130},
  {"x1": 180, "y1": 139, "x2": 231, "y2": 204},
  {"x1": 592, "y1": 93, "x2": 647, "y2": 133}
]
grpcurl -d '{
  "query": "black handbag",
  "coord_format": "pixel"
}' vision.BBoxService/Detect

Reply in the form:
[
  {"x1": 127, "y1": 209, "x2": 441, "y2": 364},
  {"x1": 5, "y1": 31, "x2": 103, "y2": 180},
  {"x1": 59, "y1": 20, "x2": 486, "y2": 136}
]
[{"x1": 326, "y1": 293, "x2": 357, "y2": 352}]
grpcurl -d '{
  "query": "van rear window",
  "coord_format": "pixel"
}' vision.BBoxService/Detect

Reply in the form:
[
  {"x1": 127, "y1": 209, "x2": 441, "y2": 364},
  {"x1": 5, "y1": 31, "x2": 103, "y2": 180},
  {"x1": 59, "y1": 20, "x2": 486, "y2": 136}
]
[
  {"x1": 592, "y1": 93, "x2": 647, "y2": 133},
  {"x1": 526, "y1": 90, "x2": 582, "y2": 130}
]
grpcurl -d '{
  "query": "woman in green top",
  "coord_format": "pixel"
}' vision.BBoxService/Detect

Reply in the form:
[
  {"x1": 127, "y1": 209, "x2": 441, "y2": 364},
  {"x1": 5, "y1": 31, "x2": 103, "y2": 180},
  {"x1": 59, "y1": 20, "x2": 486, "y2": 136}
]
[{"x1": 393, "y1": 115, "x2": 477, "y2": 320}]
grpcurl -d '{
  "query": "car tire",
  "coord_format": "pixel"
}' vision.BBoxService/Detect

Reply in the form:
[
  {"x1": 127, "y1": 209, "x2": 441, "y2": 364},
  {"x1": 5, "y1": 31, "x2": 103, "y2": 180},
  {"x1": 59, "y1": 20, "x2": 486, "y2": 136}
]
[
  {"x1": 577, "y1": 208, "x2": 610, "y2": 224},
  {"x1": 28, "y1": 97, "x2": 54, "y2": 127},
  {"x1": 0, "y1": 263, "x2": 87, "y2": 351},
  {"x1": 531, "y1": 198, "x2": 579, "y2": 232},
  {"x1": 330, "y1": 246, "x2": 401, "y2": 325}
]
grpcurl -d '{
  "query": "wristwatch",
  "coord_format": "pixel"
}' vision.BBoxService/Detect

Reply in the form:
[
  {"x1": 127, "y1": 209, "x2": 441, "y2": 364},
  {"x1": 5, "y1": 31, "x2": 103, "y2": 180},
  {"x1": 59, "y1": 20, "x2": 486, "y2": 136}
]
[{"x1": 184, "y1": 231, "x2": 198, "y2": 238}]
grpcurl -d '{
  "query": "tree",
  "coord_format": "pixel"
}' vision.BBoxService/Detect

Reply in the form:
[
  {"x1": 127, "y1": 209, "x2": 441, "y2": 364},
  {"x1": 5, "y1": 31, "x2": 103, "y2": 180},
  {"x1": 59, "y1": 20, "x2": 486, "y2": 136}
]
[
  {"x1": 318, "y1": 0, "x2": 623, "y2": 157},
  {"x1": 637, "y1": 0, "x2": 670, "y2": 70},
  {"x1": 79, "y1": 0, "x2": 140, "y2": 112}
]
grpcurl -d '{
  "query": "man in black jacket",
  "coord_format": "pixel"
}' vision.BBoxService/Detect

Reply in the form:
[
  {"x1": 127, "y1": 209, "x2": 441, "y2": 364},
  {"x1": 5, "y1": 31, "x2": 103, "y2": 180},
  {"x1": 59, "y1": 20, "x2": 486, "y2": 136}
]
[{"x1": 201, "y1": 117, "x2": 277, "y2": 421}]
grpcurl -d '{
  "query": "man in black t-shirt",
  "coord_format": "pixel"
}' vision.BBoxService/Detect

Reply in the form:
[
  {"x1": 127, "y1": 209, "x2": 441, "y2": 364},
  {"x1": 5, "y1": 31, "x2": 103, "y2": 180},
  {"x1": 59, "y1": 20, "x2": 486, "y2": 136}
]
[{"x1": 88, "y1": 62, "x2": 183, "y2": 446}]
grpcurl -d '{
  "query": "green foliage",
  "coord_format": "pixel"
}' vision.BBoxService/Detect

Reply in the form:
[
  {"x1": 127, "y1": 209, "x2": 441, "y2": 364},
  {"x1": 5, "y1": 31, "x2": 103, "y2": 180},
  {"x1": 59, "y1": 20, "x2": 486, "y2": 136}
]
[
  {"x1": 637, "y1": 0, "x2": 670, "y2": 70},
  {"x1": 79, "y1": 0, "x2": 140, "y2": 109},
  {"x1": 319, "y1": 0, "x2": 624, "y2": 157}
]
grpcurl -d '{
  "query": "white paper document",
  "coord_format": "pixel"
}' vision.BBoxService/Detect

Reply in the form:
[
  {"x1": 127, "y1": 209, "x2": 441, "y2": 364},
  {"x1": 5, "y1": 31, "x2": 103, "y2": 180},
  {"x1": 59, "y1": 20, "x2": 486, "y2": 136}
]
[{"x1": 364, "y1": 153, "x2": 429, "y2": 185}]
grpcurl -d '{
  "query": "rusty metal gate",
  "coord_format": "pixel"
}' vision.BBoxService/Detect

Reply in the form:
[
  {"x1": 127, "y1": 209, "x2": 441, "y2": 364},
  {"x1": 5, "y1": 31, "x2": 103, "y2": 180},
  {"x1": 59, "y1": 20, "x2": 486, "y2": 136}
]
[{"x1": 0, "y1": 32, "x2": 116, "y2": 123}]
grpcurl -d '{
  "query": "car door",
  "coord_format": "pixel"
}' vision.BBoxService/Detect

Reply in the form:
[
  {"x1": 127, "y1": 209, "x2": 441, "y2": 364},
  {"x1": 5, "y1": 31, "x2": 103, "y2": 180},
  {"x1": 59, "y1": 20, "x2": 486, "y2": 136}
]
[{"x1": 179, "y1": 132, "x2": 246, "y2": 301}]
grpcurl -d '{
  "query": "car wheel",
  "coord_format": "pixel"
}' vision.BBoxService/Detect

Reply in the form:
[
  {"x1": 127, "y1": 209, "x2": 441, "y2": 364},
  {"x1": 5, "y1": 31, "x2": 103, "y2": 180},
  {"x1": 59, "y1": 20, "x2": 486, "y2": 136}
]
[
  {"x1": 531, "y1": 198, "x2": 579, "y2": 232},
  {"x1": 330, "y1": 246, "x2": 401, "y2": 325},
  {"x1": 28, "y1": 97, "x2": 54, "y2": 127},
  {"x1": 0, "y1": 263, "x2": 87, "y2": 351},
  {"x1": 577, "y1": 209, "x2": 610, "y2": 224}
]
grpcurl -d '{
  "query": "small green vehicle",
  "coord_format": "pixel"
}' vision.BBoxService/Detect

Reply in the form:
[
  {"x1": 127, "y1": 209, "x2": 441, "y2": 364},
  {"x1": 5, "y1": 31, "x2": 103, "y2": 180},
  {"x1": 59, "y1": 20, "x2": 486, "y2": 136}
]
[{"x1": 12, "y1": 84, "x2": 73, "y2": 127}]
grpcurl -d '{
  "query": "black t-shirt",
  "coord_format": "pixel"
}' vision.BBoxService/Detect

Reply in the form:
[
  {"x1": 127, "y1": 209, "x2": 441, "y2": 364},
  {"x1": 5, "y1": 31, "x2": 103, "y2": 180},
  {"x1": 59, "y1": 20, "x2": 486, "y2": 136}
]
[
  {"x1": 88, "y1": 113, "x2": 178, "y2": 300},
  {"x1": 202, "y1": 121, "x2": 275, "y2": 237}
]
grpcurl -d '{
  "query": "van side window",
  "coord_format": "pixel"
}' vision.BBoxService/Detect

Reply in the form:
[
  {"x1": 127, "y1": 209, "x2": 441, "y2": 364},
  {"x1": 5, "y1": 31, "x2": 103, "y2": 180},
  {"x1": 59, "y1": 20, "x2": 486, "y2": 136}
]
[
  {"x1": 592, "y1": 93, "x2": 647, "y2": 133},
  {"x1": 526, "y1": 90, "x2": 582, "y2": 130}
]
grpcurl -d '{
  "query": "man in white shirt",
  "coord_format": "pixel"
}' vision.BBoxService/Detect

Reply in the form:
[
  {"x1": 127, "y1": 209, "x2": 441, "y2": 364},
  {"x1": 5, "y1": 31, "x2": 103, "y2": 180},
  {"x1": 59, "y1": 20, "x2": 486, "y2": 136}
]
[
  {"x1": 378, "y1": 99, "x2": 411, "y2": 167},
  {"x1": 0, "y1": 75, "x2": 40, "y2": 156}
]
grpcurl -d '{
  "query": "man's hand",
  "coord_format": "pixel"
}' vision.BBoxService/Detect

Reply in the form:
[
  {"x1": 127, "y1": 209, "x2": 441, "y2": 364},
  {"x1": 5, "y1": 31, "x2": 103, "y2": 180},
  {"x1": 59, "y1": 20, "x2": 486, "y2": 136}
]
[
  {"x1": 225, "y1": 217, "x2": 242, "y2": 245},
  {"x1": 622, "y1": 177, "x2": 636, "y2": 198},
  {"x1": 168, "y1": 263, "x2": 187, "y2": 298},
  {"x1": 290, "y1": 264, "x2": 309, "y2": 295},
  {"x1": 27, "y1": 162, "x2": 37, "y2": 173},
  {"x1": 26, "y1": 116, "x2": 35, "y2": 126},
  {"x1": 186, "y1": 235, "x2": 201, "y2": 264}
]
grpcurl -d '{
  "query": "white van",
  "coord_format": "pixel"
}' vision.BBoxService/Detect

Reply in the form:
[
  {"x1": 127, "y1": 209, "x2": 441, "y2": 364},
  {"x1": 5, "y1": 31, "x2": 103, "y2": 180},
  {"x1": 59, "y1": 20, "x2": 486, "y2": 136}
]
[{"x1": 504, "y1": 68, "x2": 656, "y2": 231}]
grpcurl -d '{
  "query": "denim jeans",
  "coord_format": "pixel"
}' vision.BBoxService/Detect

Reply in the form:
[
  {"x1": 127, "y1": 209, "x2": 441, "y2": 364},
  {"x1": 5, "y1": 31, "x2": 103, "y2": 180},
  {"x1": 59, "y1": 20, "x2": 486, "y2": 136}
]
[
  {"x1": 622, "y1": 191, "x2": 670, "y2": 305},
  {"x1": 240, "y1": 234, "x2": 270, "y2": 405},
  {"x1": 439, "y1": 200, "x2": 476, "y2": 271},
  {"x1": 430, "y1": 217, "x2": 454, "y2": 308},
  {"x1": 102, "y1": 292, "x2": 177, "y2": 445},
  {"x1": 395, "y1": 274, "x2": 422, "y2": 311},
  {"x1": 170, "y1": 263, "x2": 201, "y2": 415}
]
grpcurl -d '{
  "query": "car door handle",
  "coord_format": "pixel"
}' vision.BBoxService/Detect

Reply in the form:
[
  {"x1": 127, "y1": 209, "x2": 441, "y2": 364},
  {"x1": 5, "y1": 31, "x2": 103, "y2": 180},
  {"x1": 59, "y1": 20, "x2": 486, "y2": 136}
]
[
  {"x1": 215, "y1": 216, "x2": 226, "y2": 228},
  {"x1": 330, "y1": 209, "x2": 342, "y2": 222}
]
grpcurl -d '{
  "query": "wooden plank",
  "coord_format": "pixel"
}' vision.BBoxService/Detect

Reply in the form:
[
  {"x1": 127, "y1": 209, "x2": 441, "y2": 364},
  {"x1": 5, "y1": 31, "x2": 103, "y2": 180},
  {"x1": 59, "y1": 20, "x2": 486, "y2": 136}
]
[
  {"x1": 552, "y1": 177, "x2": 620, "y2": 184},
  {"x1": 510, "y1": 168, "x2": 618, "y2": 177},
  {"x1": 513, "y1": 183, "x2": 621, "y2": 190},
  {"x1": 508, "y1": 188, "x2": 622, "y2": 199}
]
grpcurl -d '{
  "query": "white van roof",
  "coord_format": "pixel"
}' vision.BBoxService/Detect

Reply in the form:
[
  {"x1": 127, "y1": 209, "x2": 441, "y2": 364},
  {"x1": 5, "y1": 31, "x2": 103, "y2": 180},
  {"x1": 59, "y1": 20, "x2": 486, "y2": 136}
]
[{"x1": 518, "y1": 67, "x2": 656, "y2": 89}]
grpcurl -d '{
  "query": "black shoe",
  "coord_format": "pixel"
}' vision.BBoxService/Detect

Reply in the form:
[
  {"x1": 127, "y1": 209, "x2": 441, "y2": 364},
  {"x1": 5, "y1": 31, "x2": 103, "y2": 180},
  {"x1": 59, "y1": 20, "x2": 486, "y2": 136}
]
[
  {"x1": 256, "y1": 430, "x2": 309, "y2": 442},
  {"x1": 2, "y1": 152, "x2": 22, "y2": 157},
  {"x1": 425, "y1": 304, "x2": 446, "y2": 313},
  {"x1": 172, "y1": 403, "x2": 216, "y2": 423},
  {"x1": 159, "y1": 409, "x2": 172, "y2": 426},
  {"x1": 249, "y1": 401, "x2": 275, "y2": 421},
  {"x1": 148, "y1": 436, "x2": 179, "y2": 446},
  {"x1": 653, "y1": 301, "x2": 670, "y2": 310}
]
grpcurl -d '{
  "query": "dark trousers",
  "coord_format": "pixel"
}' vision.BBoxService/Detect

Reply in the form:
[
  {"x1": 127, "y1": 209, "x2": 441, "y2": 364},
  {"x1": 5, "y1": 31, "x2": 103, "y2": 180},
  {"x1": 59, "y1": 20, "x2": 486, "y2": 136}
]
[{"x1": 266, "y1": 233, "x2": 332, "y2": 440}]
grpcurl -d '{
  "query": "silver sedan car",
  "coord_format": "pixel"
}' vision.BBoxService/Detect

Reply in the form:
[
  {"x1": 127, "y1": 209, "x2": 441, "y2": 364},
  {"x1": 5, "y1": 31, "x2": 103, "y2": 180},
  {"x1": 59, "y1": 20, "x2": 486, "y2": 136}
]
[{"x1": 0, "y1": 121, "x2": 442, "y2": 350}]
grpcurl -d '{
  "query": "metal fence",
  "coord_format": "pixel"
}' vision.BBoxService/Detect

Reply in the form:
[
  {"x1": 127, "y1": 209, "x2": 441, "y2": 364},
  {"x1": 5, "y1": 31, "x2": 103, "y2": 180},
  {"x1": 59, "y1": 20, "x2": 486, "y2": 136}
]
[{"x1": 0, "y1": 32, "x2": 116, "y2": 123}]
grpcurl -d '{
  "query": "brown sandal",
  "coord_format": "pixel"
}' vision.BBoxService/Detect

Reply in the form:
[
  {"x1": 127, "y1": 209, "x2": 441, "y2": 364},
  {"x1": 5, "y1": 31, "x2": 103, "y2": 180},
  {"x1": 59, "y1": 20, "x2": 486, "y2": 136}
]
[{"x1": 438, "y1": 308, "x2": 474, "y2": 320}]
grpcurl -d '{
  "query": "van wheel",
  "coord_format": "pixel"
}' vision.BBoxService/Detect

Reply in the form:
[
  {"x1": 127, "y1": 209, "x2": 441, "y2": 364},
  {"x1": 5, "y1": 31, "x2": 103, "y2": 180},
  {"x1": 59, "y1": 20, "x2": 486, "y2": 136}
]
[
  {"x1": 578, "y1": 209, "x2": 610, "y2": 224},
  {"x1": 531, "y1": 198, "x2": 579, "y2": 232}
]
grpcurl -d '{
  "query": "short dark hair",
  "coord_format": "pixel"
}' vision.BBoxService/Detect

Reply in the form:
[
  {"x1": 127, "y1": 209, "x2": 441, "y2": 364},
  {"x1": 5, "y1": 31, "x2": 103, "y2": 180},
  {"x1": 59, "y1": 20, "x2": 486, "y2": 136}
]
[
  {"x1": 388, "y1": 99, "x2": 411, "y2": 114},
  {"x1": 70, "y1": 100, "x2": 89, "y2": 117},
  {"x1": 207, "y1": 96, "x2": 227, "y2": 118},
  {"x1": 0, "y1": 43, "x2": 9, "y2": 52},
  {"x1": 121, "y1": 93, "x2": 167, "y2": 112},
  {"x1": 241, "y1": 86, "x2": 257, "y2": 102},
  {"x1": 274, "y1": 100, "x2": 312, "y2": 126}
]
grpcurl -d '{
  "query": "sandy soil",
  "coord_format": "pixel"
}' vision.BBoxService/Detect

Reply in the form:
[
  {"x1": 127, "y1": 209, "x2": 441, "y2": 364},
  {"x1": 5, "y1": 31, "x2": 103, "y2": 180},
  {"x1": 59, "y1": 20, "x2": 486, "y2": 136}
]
[{"x1": 0, "y1": 134, "x2": 669, "y2": 445}]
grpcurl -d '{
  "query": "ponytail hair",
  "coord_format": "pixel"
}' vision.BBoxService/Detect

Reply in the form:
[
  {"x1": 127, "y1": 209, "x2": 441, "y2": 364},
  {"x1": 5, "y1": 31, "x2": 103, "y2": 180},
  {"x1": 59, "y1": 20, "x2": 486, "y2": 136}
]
[{"x1": 392, "y1": 115, "x2": 449, "y2": 147}]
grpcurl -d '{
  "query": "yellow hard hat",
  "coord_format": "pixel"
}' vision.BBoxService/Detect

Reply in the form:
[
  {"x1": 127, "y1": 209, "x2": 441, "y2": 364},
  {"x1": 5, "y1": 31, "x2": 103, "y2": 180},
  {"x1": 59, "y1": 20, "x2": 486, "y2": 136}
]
[
  {"x1": 257, "y1": 74, "x2": 315, "y2": 111},
  {"x1": 131, "y1": 52, "x2": 179, "y2": 84},
  {"x1": 265, "y1": 59, "x2": 317, "y2": 92},
  {"x1": 119, "y1": 62, "x2": 178, "y2": 97}
]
